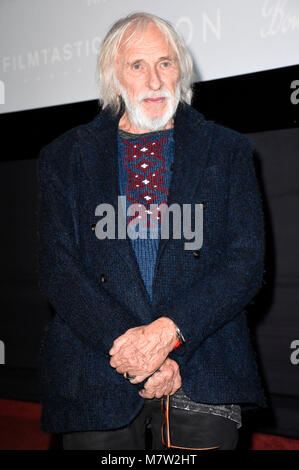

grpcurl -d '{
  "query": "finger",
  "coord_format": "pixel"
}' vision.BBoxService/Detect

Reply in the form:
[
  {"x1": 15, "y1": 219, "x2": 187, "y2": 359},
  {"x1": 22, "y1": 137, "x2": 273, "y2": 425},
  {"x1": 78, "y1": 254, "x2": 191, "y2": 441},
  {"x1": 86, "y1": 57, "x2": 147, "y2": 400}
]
[
  {"x1": 110, "y1": 356, "x2": 119, "y2": 368},
  {"x1": 116, "y1": 366, "x2": 128, "y2": 374},
  {"x1": 147, "y1": 383, "x2": 165, "y2": 399},
  {"x1": 109, "y1": 352, "x2": 127, "y2": 367},
  {"x1": 154, "y1": 390, "x2": 165, "y2": 399},
  {"x1": 111, "y1": 355, "x2": 142, "y2": 375},
  {"x1": 112, "y1": 350, "x2": 161, "y2": 379},
  {"x1": 139, "y1": 390, "x2": 155, "y2": 399},
  {"x1": 142, "y1": 377, "x2": 162, "y2": 395},
  {"x1": 144, "y1": 377, "x2": 167, "y2": 398},
  {"x1": 110, "y1": 347, "x2": 138, "y2": 368},
  {"x1": 110, "y1": 355, "x2": 128, "y2": 369},
  {"x1": 170, "y1": 374, "x2": 182, "y2": 395},
  {"x1": 139, "y1": 385, "x2": 158, "y2": 399},
  {"x1": 110, "y1": 343, "x2": 145, "y2": 363},
  {"x1": 127, "y1": 374, "x2": 144, "y2": 384},
  {"x1": 143, "y1": 372, "x2": 165, "y2": 390},
  {"x1": 144, "y1": 374, "x2": 161, "y2": 387},
  {"x1": 109, "y1": 334, "x2": 131, "y2": 355},
  {"x1": 153, "y1": 372, "x2": 172, "y2": 390},
  {"x1": 127, "y1": 362, "x2": 160, "y2": 379},
  {"x1": 164, "y1": 376, "x2": 175, "y2": 396},
  {"x1": 158, "y1": 379, "x2": 172, "y2": 397},
  {"x1": 169, "y1": 378, "x2": 178, "y2": 395},
  {"x1": 157, "y1": 367, "x2": 176, "y2": 396},
  {"x1": 113, "y1": 366, "x2": 149, "y2": 380},
  {"x1": 130, "y1": 374, "x2": 149, "y2": 384},
  {"x1": 128, "y1": 349, "x2": 165, "y2": 374}
]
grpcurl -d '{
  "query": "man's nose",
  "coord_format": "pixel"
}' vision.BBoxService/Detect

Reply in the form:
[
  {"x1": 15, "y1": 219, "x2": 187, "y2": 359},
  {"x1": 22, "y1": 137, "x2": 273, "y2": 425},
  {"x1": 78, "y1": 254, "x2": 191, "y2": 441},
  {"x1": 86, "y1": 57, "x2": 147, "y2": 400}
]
[{"x1": 146, "y1": 66, "x2": 162, "y2": 91}]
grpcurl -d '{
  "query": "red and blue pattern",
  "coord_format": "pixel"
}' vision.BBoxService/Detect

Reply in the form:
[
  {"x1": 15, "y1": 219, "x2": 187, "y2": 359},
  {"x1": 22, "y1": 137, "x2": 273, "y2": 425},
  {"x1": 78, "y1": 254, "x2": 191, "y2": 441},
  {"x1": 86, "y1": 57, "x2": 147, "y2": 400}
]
[{"x1": 121, "y1": 135, "x2": 170, "y2": 228}]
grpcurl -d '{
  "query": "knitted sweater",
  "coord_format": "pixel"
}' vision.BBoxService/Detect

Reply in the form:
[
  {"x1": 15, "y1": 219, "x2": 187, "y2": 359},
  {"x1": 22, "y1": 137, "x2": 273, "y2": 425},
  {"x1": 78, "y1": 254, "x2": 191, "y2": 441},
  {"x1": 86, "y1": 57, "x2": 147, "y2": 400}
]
[{"x1": 117, "y1": 128, "x2": 241, "y2": 429}]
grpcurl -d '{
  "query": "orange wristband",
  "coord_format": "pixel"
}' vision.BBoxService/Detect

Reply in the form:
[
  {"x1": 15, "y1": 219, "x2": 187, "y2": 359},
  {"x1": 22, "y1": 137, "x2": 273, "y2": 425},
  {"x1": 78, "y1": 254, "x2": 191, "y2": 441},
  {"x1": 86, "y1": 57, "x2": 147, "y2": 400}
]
[{"x1": 173, "y1": 340, "x2": 182, "y2": 350}]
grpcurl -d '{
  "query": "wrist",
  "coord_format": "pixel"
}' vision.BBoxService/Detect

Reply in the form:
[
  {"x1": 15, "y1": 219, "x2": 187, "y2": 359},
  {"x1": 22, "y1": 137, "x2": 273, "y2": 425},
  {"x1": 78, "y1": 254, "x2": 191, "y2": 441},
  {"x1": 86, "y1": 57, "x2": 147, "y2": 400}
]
[
  {"x1": 157, "y1": 317, "x2": 185, "y2": 350},
  {"x1": 156, "y1": 317, "x2": 177, "y2": 349}
]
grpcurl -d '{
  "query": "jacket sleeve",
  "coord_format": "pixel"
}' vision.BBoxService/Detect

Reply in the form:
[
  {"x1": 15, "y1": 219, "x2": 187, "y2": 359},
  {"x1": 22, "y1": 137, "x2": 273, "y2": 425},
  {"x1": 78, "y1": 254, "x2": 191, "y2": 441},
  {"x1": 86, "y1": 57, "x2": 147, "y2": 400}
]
[
  {"x1": 37, "y1": 142, "x2": 142, "y2": 355},
  {"x1": 162, "y1": 137, "x2": 265, "y2": 364}
]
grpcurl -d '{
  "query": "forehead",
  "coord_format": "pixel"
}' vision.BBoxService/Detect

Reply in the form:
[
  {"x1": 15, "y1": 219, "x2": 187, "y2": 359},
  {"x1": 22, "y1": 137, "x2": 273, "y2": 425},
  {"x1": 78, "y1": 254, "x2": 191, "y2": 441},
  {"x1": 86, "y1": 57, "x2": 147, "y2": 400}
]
[{"x1": 117, "y1": 22, "x2": 176, "y2": 62}]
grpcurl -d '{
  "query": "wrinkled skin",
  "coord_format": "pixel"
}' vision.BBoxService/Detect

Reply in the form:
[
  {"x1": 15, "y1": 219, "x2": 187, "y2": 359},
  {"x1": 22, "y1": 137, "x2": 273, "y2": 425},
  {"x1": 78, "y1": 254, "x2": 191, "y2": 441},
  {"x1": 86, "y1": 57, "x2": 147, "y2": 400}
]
[
  {"x1": 109, "y1": 317, "x2": 182, "y2": 398},
  {"x1": 138, "y1": 358, "x2": 182, "y2": 399}
]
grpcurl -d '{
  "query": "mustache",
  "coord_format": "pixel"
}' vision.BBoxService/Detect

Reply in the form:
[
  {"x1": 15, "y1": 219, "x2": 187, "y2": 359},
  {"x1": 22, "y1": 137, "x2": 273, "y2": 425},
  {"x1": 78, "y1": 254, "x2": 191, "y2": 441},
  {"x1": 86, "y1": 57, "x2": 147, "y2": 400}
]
[{"x1": 136, "y1": 89, "x2": 172, "y2": 103}]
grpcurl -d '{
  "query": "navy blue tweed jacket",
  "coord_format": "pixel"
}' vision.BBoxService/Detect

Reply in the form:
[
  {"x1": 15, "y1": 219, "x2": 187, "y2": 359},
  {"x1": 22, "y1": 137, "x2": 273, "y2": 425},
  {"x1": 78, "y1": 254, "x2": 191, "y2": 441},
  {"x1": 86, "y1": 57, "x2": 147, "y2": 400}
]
[{"x1": 37, "y1": 103, "x2": 267, "y2": 433}]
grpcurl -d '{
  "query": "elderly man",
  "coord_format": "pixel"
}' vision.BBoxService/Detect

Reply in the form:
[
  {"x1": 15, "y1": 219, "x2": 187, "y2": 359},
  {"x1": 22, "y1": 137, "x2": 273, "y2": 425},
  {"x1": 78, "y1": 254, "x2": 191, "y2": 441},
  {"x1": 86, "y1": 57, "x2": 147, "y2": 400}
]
[{"x1": 37, "y1": 12, "x2": 267, "y2": 450}]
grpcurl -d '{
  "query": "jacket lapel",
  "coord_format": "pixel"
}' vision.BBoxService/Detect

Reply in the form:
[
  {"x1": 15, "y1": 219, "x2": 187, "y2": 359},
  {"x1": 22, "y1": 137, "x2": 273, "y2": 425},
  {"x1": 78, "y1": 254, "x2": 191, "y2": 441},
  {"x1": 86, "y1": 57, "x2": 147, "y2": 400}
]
[
  {"x1": 79, "y1": 108, "x2": 154, "y2": 312},
  {"x1": 154, "y1": 104, "x2": 212, "y2": 276},
  {"x1": 80, "y1": 103, "x2": 212, "y2": 308}
]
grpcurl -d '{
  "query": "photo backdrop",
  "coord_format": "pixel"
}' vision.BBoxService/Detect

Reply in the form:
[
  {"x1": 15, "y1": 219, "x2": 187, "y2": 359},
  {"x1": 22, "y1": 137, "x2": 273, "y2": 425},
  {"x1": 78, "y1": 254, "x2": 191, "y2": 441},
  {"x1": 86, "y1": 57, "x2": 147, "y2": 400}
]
[{"x1": 1, "y1": 0, "x2": 299, "y2": 112}]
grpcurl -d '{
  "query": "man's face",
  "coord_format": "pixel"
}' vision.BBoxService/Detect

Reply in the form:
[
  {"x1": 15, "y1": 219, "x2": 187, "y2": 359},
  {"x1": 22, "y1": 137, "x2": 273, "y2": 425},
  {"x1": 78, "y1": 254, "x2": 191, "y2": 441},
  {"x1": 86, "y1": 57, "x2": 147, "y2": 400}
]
[{"x1": 115, "y1": 22, "x2": 181, "y2": 133}]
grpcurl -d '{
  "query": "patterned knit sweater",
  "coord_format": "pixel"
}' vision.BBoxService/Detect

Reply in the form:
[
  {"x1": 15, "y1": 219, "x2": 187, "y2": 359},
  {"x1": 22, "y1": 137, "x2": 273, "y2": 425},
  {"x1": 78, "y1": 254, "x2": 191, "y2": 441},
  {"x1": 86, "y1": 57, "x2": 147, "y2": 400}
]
[{"x1": 117, "y1": 128, "x2": 241, "y2": 429}]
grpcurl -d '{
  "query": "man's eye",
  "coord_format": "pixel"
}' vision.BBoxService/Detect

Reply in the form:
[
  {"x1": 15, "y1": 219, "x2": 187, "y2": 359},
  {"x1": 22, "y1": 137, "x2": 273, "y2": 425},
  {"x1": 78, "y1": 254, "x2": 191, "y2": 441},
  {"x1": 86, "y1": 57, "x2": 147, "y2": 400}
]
[
  {"x1": 161, "y1": 62, "x2": 170, "y2": 68},
  {"x1": 133, "y1": 64, "x2": 141, "y2": 70}
]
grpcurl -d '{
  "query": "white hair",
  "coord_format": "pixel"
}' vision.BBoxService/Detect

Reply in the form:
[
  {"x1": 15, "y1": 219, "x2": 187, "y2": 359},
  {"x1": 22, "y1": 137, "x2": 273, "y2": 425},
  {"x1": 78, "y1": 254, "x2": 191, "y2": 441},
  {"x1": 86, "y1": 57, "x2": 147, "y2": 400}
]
[{"x1": 96, "y1": 12, "x2": 194, "y2": 114}]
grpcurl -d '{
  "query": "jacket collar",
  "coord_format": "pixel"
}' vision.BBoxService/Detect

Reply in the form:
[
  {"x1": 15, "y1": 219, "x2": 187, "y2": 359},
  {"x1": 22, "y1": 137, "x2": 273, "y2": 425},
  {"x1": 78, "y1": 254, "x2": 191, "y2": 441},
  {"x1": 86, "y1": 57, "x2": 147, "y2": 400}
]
[{"x1": 83, "y1": 101, "x2": 211, "y2": 205}]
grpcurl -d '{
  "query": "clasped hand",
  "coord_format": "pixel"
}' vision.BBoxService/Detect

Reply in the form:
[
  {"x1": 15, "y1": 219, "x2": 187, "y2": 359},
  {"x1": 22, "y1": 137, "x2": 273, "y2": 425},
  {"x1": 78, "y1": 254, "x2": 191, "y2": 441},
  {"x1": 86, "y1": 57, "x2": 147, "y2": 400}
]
[{"x1": 109, "y1": 317, "x2": 182, "y2": 398}]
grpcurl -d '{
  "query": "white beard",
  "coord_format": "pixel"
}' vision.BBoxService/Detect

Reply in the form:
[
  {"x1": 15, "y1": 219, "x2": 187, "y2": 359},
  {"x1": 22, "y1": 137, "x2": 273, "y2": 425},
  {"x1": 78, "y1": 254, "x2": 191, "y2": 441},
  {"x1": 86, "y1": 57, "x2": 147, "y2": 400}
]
[{"x1": 116, "y1": 80, "x2": 181, "y2": 132}]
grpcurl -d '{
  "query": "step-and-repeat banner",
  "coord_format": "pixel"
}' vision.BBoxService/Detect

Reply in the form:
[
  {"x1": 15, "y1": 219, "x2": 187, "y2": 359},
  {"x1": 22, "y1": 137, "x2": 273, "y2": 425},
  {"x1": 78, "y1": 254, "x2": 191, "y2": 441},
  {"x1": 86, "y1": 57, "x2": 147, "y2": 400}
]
[{"x1": 0, "y1": 0, "x2": 299, "y2": 113}]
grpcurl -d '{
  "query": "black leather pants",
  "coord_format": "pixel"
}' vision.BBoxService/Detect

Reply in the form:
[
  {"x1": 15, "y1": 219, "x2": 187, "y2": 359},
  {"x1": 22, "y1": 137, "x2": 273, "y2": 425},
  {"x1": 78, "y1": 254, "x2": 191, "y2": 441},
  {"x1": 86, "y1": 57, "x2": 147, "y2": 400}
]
[{"x1": 62, "y1": 398, "x2": 239, "y2": 450}]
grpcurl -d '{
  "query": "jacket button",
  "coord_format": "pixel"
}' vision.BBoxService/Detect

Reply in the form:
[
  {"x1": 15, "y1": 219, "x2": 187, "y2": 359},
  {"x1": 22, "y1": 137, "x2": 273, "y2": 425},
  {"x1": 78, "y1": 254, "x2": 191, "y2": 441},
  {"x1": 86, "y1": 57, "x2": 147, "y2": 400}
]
[
  {"x1": 100, "y1": 274, "x2": 107, "y2": 283},
  {"x1": 170, "y1": 163, "x2": 174, "y2": 171},
  {"x1": 91, "y1": 223, "x2": 96, "y2": 231},
  {"x1": 193, "y1": 251, "x2": 200, "y2": 258}
]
